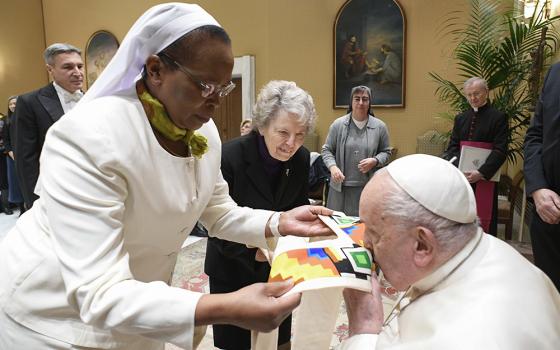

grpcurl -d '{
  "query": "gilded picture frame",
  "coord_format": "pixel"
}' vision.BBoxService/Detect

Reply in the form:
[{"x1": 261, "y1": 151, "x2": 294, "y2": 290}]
[
  {"x1": 85, "y1": 30, "x2": 119, "y2": 89},
  {"x1": 334, "y1": 0, "x2": 406, "y2": 108}
]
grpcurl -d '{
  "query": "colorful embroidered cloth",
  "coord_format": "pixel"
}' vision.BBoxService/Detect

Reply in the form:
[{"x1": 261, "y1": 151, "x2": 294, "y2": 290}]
[{"x1": 268, "y1": 214, "x2": 374, "y2": 296}]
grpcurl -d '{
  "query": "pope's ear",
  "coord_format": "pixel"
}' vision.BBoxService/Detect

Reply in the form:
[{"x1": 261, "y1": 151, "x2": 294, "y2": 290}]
[{"x1": 413, "y1": 226, "x2": 436, "y2": 268}]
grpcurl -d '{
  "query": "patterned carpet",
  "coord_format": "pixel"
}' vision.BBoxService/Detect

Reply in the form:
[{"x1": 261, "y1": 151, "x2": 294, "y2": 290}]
[{"x1": 166, "y1": 238, "x2": 353, "y2": 350}]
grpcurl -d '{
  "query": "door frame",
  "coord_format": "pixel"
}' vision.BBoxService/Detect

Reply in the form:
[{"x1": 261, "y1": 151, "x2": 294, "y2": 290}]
[{"x1": 232, "y1": 55, "x2": 255, "y2": 120}]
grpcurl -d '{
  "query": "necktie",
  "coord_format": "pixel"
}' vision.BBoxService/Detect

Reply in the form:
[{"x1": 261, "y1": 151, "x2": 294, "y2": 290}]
[{"x1": 64, "y1": 91, "x2": 83, "y2": 104}]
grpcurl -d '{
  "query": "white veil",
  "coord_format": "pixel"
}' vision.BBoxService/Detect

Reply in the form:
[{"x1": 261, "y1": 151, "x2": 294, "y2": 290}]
[{"x1": 80, "y1": 2, "x2": 219, "y2": 104}]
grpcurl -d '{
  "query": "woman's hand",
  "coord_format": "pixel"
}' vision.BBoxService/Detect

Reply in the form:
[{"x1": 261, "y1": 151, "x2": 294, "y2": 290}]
[
  {"x1": 276, "y1": 205, "x2": 334, "y2": 238},
  {"x1": 195, "y1": 281, "x2": 301, "y2": 331},
  {"x1": 330, "y1": 166, "x2": 345, "y2": 183},
  {"x1": 358, "y1": 157, "x2": 378, "y2": 173}
]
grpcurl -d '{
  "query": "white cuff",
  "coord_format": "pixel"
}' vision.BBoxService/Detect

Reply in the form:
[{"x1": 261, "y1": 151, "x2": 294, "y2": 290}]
[{"x1": 269, "y1": 211, "x2": 282, "y2": 237}]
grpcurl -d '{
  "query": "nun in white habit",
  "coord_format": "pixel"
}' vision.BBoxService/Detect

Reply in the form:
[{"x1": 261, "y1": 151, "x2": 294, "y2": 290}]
[
  {"x1": 336, "y1": 154, "x2": 560, "y2": 349},
  {"x1": 0, "y1": 3, "x2": 332, "y2": 349}
]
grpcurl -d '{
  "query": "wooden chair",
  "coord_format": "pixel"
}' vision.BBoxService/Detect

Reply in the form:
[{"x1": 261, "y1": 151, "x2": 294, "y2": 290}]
[{"x1": 497, "y1": 171, "x2": 525, "y2": 241}]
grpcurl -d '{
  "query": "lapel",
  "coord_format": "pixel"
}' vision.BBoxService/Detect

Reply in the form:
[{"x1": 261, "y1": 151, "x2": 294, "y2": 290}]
[
  {"x1": 243, "y1": 133, "x2": 275, "y2": 203},
  {"x1": 38, "y1": 83, "x2": 64, "y2": 123}
]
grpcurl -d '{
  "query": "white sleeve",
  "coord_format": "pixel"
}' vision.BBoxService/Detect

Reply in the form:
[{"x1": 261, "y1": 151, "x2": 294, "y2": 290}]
[
  {"x1": 40, "y1": 119, "x2": 201, "y2": 349},
  {"x1": 336, "y1": 334, "x2": 379, "y2": 349},
  {"x1": 199, "y1": 170, "x2": 273, "y2": 250}
]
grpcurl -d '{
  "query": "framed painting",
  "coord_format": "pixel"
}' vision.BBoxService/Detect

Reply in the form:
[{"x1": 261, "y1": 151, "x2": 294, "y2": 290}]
[
  {"x1": 85, "y1": 30, "x2": 119, "y2": 88},
  {"x1": 334, "y1": 0, "x2": 406, "y2": 108}
]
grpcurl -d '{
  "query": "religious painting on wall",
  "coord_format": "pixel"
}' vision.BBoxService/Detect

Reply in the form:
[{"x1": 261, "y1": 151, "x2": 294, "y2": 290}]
[
  {"x1": 85, "y1": 30, "x2": 119, "y2": 89},
  {"x1": 334, "y1": 0, "x2": 406, "y2": 108}
]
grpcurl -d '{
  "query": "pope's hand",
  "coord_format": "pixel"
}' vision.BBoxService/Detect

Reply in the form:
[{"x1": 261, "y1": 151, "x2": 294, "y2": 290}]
[
  {"x1": 277, "y1": 205, "x2": 334, "y2": 237},
  {"x1": 195, "y1": 280, "x2": 300, "y2": 331},
  {"x1": 343, "y1": 276, "x2": 384, "y2": 336}
]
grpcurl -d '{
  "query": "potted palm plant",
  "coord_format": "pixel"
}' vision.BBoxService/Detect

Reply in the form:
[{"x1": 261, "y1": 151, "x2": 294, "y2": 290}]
[{"x1": 430, "y1": 0, "x2": 559, "y2": 164}]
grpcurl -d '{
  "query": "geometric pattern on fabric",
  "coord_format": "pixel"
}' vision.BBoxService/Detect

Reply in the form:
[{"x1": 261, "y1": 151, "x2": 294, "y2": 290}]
[
  {"x1": 340, "y1": 222, "x2": 366, "y2": 247},
  {"x1": 342, "y1": 246, "x2": 373, "y2": 275},
  {"x1": 269, "y1": 244, "x2": 372, "y2": 285}
]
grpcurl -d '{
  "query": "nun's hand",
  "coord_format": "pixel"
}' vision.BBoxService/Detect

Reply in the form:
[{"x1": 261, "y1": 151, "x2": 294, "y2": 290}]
[
  {"x1": 274, "y1": 205, "x2": 334, "y2": 238},
  {"x1": 330, "y1": 166, "x2": 345, "y2": 183},
  {"x1": 195, "y1": 280, "x2": 300, "y2": 331}
]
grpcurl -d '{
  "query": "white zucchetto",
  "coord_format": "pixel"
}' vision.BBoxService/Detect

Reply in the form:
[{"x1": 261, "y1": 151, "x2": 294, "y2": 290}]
[
  {"x1": 80, "y1": 2, "x2": 219, "y2": 104},
  {"x1": 386, "y1": 154, "x2": 477, "y2": 223}
]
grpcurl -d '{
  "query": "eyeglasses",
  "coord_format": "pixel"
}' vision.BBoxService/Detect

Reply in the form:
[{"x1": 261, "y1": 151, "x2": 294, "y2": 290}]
[{"x1": 158, "y1": 52, "x2": 236, "y2": 98}]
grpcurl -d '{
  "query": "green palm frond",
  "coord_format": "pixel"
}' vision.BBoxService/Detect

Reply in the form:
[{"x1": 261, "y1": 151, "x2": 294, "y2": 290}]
[{"x1": 430, "y1": 0, "x2": 559, "y2": 164}]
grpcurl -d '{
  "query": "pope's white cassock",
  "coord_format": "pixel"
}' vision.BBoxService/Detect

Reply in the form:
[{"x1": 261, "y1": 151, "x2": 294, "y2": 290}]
[
  {"x1": 337, "y1": 154, "x2": 560, "y2": 349},
  {"x1": 338, "y1": 230, "x2": 560, "y2": 349}
]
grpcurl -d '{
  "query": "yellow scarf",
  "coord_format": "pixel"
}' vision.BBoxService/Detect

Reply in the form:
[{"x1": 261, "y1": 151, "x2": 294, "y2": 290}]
[{"x1": 136, "y1": 80, "x2": 208, "y2": 159}]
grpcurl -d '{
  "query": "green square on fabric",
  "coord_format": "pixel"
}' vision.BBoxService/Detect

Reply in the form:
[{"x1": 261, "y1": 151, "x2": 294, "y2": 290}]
[{"x1": 350, "y1": 251, "x2": 371, "y2": 269}]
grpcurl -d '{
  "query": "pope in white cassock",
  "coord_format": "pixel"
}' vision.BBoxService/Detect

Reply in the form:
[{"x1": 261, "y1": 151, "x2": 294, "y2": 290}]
[{"x1": 338, "y1": 154, "x2": 560, "y2": 349}]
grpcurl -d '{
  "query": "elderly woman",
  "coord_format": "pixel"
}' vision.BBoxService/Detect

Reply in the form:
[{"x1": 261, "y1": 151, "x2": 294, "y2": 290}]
[
  {"x1": 321, "y1": 85, "x2": 391, "y2": 216},
  {"x1": 0, "y1": 4, "x2": 331, "y2": 350},
  {"x1": 205, "y1": 80, "x2": 316, "y2": 350}
]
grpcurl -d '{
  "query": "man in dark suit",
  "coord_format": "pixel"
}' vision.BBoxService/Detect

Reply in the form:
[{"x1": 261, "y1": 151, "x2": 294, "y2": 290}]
[
  {"x1": 14, "y1": 43, "x2": 84, "y2": 208},
  {"x1": 442, "y1": 77, "x2": 508, "y2": 236},
  {"x1": 524, "y1": 62, "x2": 560, "y2": 292}
]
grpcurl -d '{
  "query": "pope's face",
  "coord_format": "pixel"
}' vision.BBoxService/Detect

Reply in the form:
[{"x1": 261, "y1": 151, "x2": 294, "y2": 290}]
[
  {"x1": 259, "y1": 110, "x2": 307, "y2": 161},
  {"x1": 157, "y1": 37, "x2": 234, "y2": 131},
  {"x1": 360, "y1": 173, "x2": 418, "y2": 291},
  {"x1": 464, "y1": 82, "x2": 488, "y2": 109}
]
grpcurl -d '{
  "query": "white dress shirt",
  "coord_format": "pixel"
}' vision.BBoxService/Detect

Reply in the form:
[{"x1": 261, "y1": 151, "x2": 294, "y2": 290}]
[{"x1": 53, "y1": 81, "x2": 83, "y2": 113}]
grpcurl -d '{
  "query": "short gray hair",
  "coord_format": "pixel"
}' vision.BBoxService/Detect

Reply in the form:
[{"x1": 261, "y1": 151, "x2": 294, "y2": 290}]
[
  {"x1": 376, "y1": 169, "x2": 478, "y2": 253},
  {"x1": 463, "y1": 77, "x2": 488, "y2": 91},
  {"x1": 252, "y1": 80, "x2": 316, "y2": 133},
  {"x1": 44, "y1": 43, "x2": 81, "y2": 65}
]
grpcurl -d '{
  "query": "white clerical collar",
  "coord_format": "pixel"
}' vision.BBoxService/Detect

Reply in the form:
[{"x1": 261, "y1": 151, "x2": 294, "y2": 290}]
[
  {"x1": 53, "y1": 81, "x2": 83, "y2": 113},
  {"x1": 411, "y1": 228, "x2": 483, "y2": 294},
  {"x1": 472, "y1": 102, "x2": 487, "y2": 113}
]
